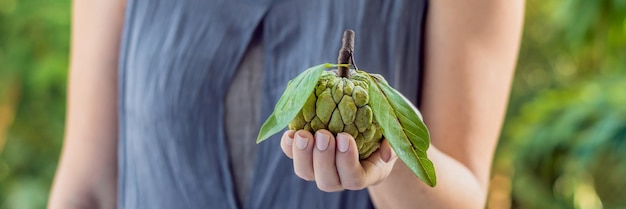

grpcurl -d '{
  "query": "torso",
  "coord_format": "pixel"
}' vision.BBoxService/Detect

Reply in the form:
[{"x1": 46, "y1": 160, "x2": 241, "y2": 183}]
[
  {"x1": 118, "y1": 1, "x2": 428, "y2": 208},
  {"x1": 225, "y1": 30, "x2": 263, "y2": 204}
]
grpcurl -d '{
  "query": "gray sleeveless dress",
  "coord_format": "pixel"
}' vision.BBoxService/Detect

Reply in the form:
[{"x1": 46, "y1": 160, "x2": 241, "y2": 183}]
[{"x1": 117, "y1": 0, "x2": 428, "y2": 208}]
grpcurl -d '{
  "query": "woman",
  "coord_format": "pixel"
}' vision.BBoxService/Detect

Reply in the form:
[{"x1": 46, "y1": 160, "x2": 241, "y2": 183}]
[{"x1": 49, "y1": 0, "x2": 524, "y2": 208}]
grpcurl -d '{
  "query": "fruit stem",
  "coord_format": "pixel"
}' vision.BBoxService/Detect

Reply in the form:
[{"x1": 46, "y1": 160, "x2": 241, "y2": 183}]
[{"x1": 338, "y1": 30, "x2": 354, "y2": 78}]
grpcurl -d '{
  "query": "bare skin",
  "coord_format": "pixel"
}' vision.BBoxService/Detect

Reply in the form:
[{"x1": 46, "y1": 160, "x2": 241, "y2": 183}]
[
  {"x1": 280, "y1": 1, "x2": 524, "y2": 208},
  {"x1": 49, "y1": 0, "x2": 523, "y2": 208},
  {"x1": 48, "y1": 0, "x2": 125, "y2": 209}
]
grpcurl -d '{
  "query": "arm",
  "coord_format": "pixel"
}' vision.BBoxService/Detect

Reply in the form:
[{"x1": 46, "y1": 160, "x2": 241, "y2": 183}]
[
  {"x1": 48, "y1": 0, "x2": 125, "y2": 208},
  {"x1": 368, "y1": 0, "x2": 524, "y2": 208},
  {"x1": 279, "y1": 0, "x2": 524, "y2": 208}
]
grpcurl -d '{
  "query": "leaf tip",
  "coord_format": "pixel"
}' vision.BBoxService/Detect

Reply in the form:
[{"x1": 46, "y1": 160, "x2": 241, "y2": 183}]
[
  {"x1": 427, "y1": 178, "x2": 437, "y2": 187},
  {"x1": 256, "y1": 135, "x2": 265, "y2": 144}
]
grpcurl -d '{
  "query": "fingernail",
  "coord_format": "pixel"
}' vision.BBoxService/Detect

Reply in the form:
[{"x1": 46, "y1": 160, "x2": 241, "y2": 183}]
[
  {"x1": 296, "y1": 132, "x2": 308, "y2": 150},
  {"x1": 337, "y1": 134, "x2": 349, "y2": 153},
  {"x1": 285, "y1": 135, "x2": 294, "y2": 146},
  {"x1": 315, "y1": 132, "x2": 329, "y2": 151},
  {"x1": 382, "y1": 147, "x2": 391, "y2": 163}
]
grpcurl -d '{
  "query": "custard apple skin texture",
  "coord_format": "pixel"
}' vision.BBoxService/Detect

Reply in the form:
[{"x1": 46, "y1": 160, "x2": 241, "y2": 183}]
[{"x1": 288, "y1": 70, "x2": 383, "y2": 159}]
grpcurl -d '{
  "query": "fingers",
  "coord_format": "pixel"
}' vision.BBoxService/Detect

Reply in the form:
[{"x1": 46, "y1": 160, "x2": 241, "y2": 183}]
[
  {"x1": 335, "y1": 133, "x2": 368, "y2": 190},
  {"x1": 280, "y1": 130, "x2": 296, "y2": 159},
  {"x1": 379, "y1": 139, "x2": 397, "y2": 163},
  {"x1": 360, "y1": 139, "x2": 398, "y2": 186},
  {"x1": 312, "y1": 130, "x2": 342, "y2": 192},
  {"x1": 336, "y1": 137, "x2": 397, "y2": 190},
  {"x1": 292, "y1": 130, "x2": 315, "y2": 181},
  {"x1": 285, "y1": 130, "x2": 397, "y2": 192}
]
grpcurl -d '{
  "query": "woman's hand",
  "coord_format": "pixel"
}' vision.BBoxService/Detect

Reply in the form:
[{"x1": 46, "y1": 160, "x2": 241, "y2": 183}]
[{"x1": 280, "y1": 129, "x2": 397, "y2": 192}]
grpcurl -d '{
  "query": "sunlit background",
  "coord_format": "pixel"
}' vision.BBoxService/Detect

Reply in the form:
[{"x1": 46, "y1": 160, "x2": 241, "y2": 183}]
[{"x1": 1, "y1": 0, "x2": 625, "y2": 208}]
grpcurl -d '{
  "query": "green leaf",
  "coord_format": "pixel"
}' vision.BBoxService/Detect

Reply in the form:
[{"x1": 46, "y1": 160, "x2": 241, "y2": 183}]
[
  {"x1": 256, "y1": 64, "x2": 332, "y2": 143},
  {"x1": 367, "y1": 74, "x2": 437, "y2": 187}
]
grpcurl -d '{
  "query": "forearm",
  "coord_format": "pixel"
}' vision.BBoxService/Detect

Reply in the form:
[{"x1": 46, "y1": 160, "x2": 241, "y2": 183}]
[
  {"x1": 48, "y1": 0, "x2": 125, "y2": 208},
  {"x1": 368, "y1": 0, "x2": 524, "y2": 208},
  {"x1": 368, "y1": 147, "x2": 485, "y2": 209}
]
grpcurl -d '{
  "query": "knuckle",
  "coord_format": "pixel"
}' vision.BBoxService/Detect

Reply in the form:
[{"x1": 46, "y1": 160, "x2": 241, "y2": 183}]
[
  {"x1": 317, "y1": 182, "x2": 341, "y2": 192},
  {"x1": 283, "y1": 152, "x2": 293, "y2": 159},
  {"x1": 280, "y1": 144, "x2": 289, "y2": 152},
  {"x1": 295, "y1": 170, "x2": 315, "y2": 181},
  {"x1": 342, "y1": 178, "x2": 366, "y2": 190}
]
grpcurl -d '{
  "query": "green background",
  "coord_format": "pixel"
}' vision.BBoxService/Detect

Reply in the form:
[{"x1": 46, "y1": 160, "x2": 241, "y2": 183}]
[{"x1": 0, "y1": 0, "x2": 625, "y2": 208}]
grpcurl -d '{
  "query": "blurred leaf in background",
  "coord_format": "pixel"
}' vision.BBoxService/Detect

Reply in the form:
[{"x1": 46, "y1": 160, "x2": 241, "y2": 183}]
[
  {"x1": 0, "y1": 0, "x2": 70, "y2": 208},
  {"x1": 489, "y1": 0, "x2": 626, "y2": 208},
  {"x1": 507, "y1": 75, "x2": 626, "y2": 209}
]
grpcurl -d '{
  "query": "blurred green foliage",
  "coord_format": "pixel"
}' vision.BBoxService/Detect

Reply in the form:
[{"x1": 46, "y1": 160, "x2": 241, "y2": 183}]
[
  {"x1": 495, "y1": 0, "x2": 626, "y2": 208},
  {"x1": 0, "y1": 0, "x2": 624, "y2": 208},
  {"x1": 506, "y1": 76, "x2": 626, "y2": 208},
  {"x1": 505, "y1": 75, "x2": 626, "y2": 209},
  {"x1": 0, "y1": 0, "x2": 70, "y2": 208}
]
